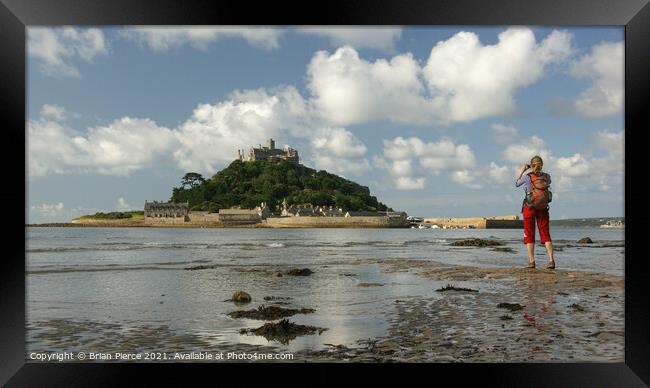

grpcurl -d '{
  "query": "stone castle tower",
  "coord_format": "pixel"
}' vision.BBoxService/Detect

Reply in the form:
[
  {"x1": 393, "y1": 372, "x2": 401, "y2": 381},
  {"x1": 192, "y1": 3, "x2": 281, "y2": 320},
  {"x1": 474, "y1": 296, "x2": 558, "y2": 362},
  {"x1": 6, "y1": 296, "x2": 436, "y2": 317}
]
[{"x1": 237, "y1": 138, "x2": 299, "y2": 164}]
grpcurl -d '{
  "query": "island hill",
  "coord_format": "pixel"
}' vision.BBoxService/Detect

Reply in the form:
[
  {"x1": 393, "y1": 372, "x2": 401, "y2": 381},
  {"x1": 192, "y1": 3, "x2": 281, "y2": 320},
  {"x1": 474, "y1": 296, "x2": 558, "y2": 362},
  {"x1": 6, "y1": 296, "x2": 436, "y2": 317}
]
[
  {"x1": 73, "y1": 139, "x2": 409, "y2": 228},
  {"x1": 65, "y1": 139, "x2": 526, "y2": 229}
]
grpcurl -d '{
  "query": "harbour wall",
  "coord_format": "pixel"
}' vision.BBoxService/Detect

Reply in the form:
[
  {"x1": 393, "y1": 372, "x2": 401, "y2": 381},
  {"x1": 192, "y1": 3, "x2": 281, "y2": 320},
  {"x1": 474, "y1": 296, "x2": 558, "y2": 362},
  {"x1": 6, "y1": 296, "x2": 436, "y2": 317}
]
[
  {"x1": 423, "y1": 215, "x2": 522, "y2": 229},
  {"x1": 266, "y1": 216, "x2": 409, "y2": 228}
]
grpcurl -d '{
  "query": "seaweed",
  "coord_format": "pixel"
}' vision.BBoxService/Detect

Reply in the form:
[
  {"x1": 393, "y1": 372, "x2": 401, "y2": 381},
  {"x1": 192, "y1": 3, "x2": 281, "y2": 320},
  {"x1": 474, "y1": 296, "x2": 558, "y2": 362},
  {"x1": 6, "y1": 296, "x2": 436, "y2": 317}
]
[
  {"x1": 286, "y1": 268, "x2": 313, "y2": 276},
  {"x1": 436, "y1": 284, "x2": 478, "y2": 293},
  {"x1": 497, "y1": 303, "x2": 524, "y2": 311},
  {"x1": 451, "y1": 239, "x2": 503, "y2": 247},
  {"x1": 240, "y1": 319, "x2": 327, "y2": 344},
  {"x1": 228, "y1": 305, "x2": 315, "y2": 320}
]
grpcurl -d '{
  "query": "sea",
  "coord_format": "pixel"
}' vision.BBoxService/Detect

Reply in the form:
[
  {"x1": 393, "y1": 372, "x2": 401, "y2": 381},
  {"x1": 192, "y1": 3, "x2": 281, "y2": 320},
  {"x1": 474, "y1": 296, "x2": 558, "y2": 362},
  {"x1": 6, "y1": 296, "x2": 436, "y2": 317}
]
[{"x1": 25, "y1": 226, "x2": 625, "y2": 357}]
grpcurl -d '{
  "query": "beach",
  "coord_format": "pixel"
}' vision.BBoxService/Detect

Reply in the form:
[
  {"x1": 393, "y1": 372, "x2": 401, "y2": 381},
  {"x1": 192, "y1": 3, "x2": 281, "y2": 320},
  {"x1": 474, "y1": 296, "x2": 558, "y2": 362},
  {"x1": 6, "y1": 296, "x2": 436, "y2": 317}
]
[
  {"x1": 26, "y1": 227, "x2": 624, "y2": 362},
  {"x1": 301, "y1": 259, "x2": 623, "y2": 362}
]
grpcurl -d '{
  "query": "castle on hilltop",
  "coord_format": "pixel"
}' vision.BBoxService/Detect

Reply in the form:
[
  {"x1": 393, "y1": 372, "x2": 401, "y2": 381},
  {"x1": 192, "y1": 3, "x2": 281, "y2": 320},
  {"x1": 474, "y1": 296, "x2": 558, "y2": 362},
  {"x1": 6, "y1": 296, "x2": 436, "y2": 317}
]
[{"x1": 237, "y1": 138, "x2": 299, "y2": 164}]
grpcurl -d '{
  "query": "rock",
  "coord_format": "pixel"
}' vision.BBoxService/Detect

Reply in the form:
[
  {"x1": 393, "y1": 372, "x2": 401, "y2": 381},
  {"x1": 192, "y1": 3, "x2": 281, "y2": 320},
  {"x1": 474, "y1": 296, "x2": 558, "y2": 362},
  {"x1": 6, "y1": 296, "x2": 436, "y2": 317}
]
[
  {"x1": 287, "y1": 268, "x2": 313, "y2": 276},
  {"x1": 357, "y1": 282, "x2": 384, "y2": 287},
  {"x1": 436, "y1": 284, "x2": 478, "y2": 293},
  {"x1": 271, "y1": 272, "x2": 283, "y2": 277},
  {"x1": 569, "y1": 303, "x2": 586, "y2": 312},
  {"x1": 232, "y1": 291, "x2": 252, "y2": 304},
  {"x1": 499, "y1": 315, "x2": 513, "y2": 320},
  {"x1": 184, "y1": 264, "x2": 218, "y2": 271},
  {"x1": 577, "y1": 237, "x2": 593, "y2": 244},
  {"x1": 228, "y1": 304, "x2": 315, "y2": 320},
  {"x1": 492, "y1": 247, "x2": 515, "y2": 253},
  {"x1": 240, "y1": 319, "x2": 327, "y2": 344},
  {"x1": 451, "y1": 239, "x2": 503, "y2": 247},
  {"x1": 497, "y1": 302, "x2": 524, "y2": 311}
]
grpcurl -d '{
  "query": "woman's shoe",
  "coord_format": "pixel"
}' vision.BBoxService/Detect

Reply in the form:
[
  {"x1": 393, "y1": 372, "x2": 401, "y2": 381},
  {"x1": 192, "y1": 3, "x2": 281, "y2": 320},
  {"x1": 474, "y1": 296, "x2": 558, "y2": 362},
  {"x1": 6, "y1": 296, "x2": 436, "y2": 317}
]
[{"x1": 546, "y1": 261, "x2": 555, "y2": 269}]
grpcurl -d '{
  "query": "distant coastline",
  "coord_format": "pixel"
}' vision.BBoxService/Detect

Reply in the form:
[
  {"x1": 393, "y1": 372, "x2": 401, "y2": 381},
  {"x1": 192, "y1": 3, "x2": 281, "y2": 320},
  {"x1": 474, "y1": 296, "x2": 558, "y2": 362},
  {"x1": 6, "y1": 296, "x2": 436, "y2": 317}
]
[{"x1": 27, "y1": 216, "x2": 624, "y2": 229}]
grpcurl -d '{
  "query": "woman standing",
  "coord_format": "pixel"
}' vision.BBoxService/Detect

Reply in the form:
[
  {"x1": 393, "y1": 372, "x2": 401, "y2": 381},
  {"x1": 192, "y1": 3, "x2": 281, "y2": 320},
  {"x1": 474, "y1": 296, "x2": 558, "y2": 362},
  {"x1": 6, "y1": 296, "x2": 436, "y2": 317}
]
[{"x1": 515, "y1": 155, "x2": 556, "y2": 269}]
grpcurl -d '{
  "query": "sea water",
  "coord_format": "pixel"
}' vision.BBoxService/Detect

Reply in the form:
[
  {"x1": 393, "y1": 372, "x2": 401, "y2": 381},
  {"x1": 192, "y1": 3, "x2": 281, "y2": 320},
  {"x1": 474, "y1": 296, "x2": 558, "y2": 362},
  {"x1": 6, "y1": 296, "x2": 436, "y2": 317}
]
[{"x1": 25, "y1": 227, "x2": 624, "y2": 355}]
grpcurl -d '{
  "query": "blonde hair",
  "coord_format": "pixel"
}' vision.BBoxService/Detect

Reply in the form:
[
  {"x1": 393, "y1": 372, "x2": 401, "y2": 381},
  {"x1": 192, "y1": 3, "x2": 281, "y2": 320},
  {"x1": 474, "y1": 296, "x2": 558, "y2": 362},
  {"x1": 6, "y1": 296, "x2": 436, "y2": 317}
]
[{"x1": 530, "y1": 155, "x2": 543, "y2": 166}]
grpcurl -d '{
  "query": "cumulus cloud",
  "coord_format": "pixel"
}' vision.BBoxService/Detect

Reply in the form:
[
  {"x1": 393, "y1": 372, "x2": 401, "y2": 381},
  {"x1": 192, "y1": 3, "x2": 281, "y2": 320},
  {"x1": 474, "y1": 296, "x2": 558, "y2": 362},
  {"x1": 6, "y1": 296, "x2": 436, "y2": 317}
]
[
  {"x1": 500, "y1": 131, "x2": 623, "y2": 194},
  {"x1": 502, "y1": 135, "x2": 550, "y2": 164},
  {"x1": 120, "y1": 26, "x2": 283, "y2": 51},
  {"x1": 296, "y1": 27, "x2": 402, "y2": 52},
  {"x1": 395, "y1": 176, "x2": 426, "y2": 190},
  {"x1": 382, "y1": 137, "x2": 476, "y2": 173},
  {"x1": 173, "y1": 86, "x2": 312, "y2": 173},
  {"x1": 434, "y1": 161, "x2": 511, "y2": 191},
  {"x1": 380, "y1": 136, "x2": 478, "y2": 189},
  {"x1": 589, "y1": 130, "x2": 624, "y2": 181},
  {"x1": 29, "y1": 88, "x2": 313, "y2": 177},
  {"x1": 306, "y1": 28, "x2": 573, "y2": 126},
  {"x1": 40, "y1": 104, "x2": 67, "y2": 121},
  {"x1": 419, "y1": 143, "x2": 476, "y2": 174},
  {"x1": 553, "y1": 153, "x2": 591, "y2": 177},
  {"x1": 309, "y1": 127, "x2": 371, "y2": 176},
  {"x1": 595, "y1": 130, "x2": 624, "y2": 160},
  {"x1": 389, "y1": 159, "x2": 414, "y2": 176},
  {"x1": 422, "y1": 28, "x2": 573, "y2": 123},
  {"x1": 487, "y1": 162, "x2": 511, "y2": 184},
  {"x1": 28, "y1": 112, "x2": 178, "y2": 176},
  {"x1": 569, "y1": 42, "x2": 623, "y2": 117},
  {"x1": 450, "y1": 170, "x2": 483, "y2": 189},
  {"x1": 491, "y1": 123, "x2": 519, "y2": 144},
  {"x1": 116, "y1": 197, "x2": 132, "y2": 211},
  {"x1": 307, "y1": 46, "x2": 433, "y2": 126},
  {"x1": 28, "y1": 27, "x2": 108, "y2": 78}
]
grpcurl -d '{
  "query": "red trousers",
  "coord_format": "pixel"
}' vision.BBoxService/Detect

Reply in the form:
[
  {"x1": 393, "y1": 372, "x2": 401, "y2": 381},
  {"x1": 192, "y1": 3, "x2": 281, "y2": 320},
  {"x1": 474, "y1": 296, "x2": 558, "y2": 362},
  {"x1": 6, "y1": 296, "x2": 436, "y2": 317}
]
[{"x1": 522, "y1": 206, "x2": 551, "y2": 244}]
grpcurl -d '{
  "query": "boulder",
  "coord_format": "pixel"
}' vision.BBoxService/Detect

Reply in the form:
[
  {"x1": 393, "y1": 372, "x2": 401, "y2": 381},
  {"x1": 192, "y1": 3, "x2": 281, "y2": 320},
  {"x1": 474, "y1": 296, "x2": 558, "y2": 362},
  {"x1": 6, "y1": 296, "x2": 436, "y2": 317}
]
[
  {"x1": 232, "y1": 291, "x2": 252, "y2": 303},
  {"x1": 451, "y1": 239, "x2": 503, "y2": 247},
  {"x1": 286, "y1": 268, "x2": 313, "y2": 276}
]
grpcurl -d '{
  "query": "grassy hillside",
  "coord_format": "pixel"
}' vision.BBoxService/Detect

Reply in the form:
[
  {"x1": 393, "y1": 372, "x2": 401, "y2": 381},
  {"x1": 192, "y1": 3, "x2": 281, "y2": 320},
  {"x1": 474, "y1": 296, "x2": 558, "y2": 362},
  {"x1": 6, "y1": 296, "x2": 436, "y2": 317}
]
[
  {"x1": 77, "y1": 211, "x2": 144, "y2": 221},
  {"x1": 170, "y1": 160, "x2": 390, "y2": 213}
]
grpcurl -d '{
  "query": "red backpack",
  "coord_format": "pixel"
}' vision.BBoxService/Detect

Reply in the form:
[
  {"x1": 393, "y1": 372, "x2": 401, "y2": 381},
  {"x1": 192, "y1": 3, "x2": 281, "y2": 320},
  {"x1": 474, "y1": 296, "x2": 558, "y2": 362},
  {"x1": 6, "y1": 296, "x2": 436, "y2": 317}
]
[{"x1": 525, "y1": 172, "x2": 552, "y2": 210}]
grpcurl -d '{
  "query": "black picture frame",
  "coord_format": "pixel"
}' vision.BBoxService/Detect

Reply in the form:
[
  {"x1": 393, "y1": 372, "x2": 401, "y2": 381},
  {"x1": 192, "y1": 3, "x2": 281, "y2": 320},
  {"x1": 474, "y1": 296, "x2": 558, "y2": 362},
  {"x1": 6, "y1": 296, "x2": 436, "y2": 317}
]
[{"x1": 2, "y1": 0, "x2": 648, "y2": 385}]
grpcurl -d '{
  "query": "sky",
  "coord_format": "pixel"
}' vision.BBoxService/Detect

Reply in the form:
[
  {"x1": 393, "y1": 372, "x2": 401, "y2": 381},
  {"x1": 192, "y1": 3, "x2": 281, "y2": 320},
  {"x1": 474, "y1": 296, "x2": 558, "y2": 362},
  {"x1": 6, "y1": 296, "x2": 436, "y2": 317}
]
[{"x1": 26, "y1": 26, "x2": 624, "y2": 223}]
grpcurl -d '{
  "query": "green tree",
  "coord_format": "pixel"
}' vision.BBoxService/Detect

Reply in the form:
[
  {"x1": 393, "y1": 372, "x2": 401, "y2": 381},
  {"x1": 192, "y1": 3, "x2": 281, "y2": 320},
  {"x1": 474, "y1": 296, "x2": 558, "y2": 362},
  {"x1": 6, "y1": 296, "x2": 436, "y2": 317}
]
[{"x1": 181, "y1": 172, "x2": 205, "y2": 189}]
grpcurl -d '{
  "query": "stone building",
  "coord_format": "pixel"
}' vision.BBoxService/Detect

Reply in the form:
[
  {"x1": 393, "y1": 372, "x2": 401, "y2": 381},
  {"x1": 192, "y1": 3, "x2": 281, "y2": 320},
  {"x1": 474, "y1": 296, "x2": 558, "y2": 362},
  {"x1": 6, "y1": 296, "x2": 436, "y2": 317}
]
[
  {"x1": 344, "y1": 211, "x2": 384, "y2": 217},
  {"x1": 144, "y1": 201, "x2": 189, "y2": 221},
  {"x1": 217, "y1": 202, "x2": 270, "y2": 223},
  {"x1": 237, "y1": 138, "x2": 299, "y2": 164},
  {"x1": 280, "y1": 199, "x2": 345, "y2": 217}
]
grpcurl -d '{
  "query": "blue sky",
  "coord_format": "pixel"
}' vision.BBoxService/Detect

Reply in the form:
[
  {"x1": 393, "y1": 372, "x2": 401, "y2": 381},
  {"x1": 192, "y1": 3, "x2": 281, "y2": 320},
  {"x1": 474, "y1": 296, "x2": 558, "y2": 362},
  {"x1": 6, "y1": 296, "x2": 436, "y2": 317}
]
[{"x1": 27, "y1": 26, "x2": 624, "y2": 223}]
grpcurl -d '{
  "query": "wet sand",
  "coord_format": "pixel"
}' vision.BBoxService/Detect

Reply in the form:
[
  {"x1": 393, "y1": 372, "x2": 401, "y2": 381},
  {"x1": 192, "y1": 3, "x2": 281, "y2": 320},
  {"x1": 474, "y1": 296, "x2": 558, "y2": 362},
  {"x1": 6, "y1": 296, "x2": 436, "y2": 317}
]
[
  {"x1": 299, "y1": 259, "x2": 624, "y2": 362},
  {"x1": 27, "y1": 258, "x2": 623, "y2": 363}
]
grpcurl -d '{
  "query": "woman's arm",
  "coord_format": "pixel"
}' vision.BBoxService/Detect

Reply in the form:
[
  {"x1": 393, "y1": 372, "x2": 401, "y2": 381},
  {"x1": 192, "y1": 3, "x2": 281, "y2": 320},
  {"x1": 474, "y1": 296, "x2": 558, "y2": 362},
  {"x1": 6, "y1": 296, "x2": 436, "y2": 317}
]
[{"x1": 515, "y1": 164, "x2": 528, "y2": 187}]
